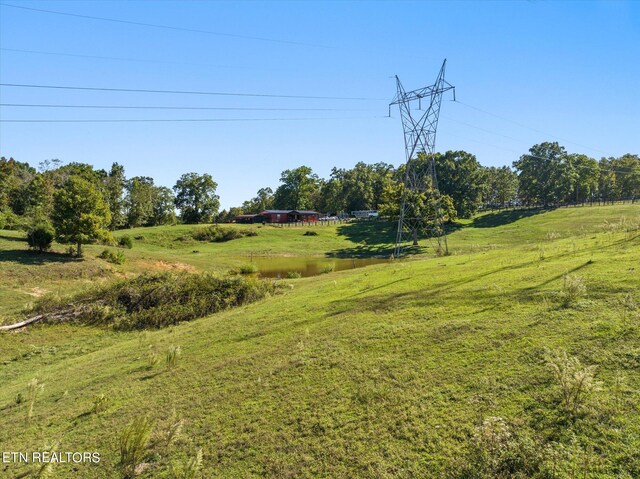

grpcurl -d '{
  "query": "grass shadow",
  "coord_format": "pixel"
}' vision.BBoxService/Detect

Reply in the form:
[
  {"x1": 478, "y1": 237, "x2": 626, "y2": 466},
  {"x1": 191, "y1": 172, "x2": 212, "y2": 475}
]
[
  {"x1": 472, "y1": 208, "x2": 550, "y2": 228},
  {"x1": 329, "y1": 220, "x2": 437, "y2": 257},
  {"x1": 0, "y1": 233, "x2": 26, "y2": 243},
  {"x1": 0, "y1": 249, "x2": 80, "y2": 265}
]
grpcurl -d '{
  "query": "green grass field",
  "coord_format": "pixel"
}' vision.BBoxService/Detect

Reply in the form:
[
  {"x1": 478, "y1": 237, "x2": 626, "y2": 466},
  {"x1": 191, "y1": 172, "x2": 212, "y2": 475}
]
[{"x1": 1, "y1": 205, "x2": 639, "y2": 478}]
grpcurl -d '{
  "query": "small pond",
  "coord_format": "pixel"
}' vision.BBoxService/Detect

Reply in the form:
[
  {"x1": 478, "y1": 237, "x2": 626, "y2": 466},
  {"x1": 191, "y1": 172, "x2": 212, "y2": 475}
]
[{"x1": 251, "y1": 257, "x2": 389, "y2": 278}]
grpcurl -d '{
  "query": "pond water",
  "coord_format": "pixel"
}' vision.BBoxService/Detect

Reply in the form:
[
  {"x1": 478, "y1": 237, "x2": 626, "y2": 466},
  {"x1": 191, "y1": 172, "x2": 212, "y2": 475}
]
[{"x1": 251, "y1": 257, "x2": 389, "y2": 278}]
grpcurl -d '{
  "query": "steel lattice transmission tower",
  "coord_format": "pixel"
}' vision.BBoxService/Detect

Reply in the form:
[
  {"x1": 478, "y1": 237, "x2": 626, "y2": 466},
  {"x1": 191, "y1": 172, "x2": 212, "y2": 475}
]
[{"x1": 390, "y1": 59, "x2": 455, "y2": 258}]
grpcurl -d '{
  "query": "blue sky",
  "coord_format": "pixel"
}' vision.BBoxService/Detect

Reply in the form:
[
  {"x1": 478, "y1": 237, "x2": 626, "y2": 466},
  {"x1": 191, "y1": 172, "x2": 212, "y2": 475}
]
[{"x1": 1, "y1": 0, "x2": 638, "y2": 209}]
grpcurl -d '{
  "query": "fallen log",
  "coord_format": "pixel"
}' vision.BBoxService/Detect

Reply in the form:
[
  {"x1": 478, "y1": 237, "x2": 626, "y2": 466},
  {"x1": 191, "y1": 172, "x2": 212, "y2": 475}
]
[{"x1": 0, "y1": 315, "x2": 46, "y2": 331}]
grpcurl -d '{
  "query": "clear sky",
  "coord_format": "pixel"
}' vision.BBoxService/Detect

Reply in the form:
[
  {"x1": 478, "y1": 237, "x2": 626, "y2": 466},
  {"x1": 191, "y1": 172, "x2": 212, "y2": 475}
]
[{"x1": 1, "y1": 0, "x2": 638, "y2": 209}]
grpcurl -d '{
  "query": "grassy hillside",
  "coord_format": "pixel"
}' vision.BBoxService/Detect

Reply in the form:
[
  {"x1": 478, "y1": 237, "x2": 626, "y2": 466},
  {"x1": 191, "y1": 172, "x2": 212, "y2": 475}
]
[{"x1": 1, "y1": 205, "x2": 639, "y2": 478}]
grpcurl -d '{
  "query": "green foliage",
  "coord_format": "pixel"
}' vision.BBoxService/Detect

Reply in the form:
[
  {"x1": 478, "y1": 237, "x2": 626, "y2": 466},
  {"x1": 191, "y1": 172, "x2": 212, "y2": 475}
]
[
  {"x1": 286, "y1": 271, "x2": 302, "y2": 279},
  {"x1": 119, "y1": 416, "x2": 153, "y2": 479},
  {"x1": 125, "y1": 176, "x2": 155, "y2": 228},
  {"x1": 482, "y1": 165, "x2": 518, "y2": 208},
  {"x1": 173, "y1": 173, "x2": 220, "y2": 224},
  {"x1": 52, "y1": 175, "x2": 111, "y2": 257},
  {"x1": 435, "y1": 150, "x2": 485, "y2": 218},
  {"x1": 320, "y1": 263, "x2": 335, "y2": 274},
  {"x1": 32, "y1": 272, "x2": 275, "y2": 330},
  {"x1": 99, "y1": 249, "x2": 126, "y2": 265},
  {"x1": 26, "y1": 224, "x2": 54, "y2": 252},
  {"x1": 106, "y1": 162, "x2": 126, "y2": 230},
  {"x1": 272, "y1": 166, "x2": 320, "y2": 210},
  {"x1": 118, "y1": 235, "x2": 133, "y2": 249},
  {"x1": 241, "y1": 187, "x2": 274, "y2": 214},
  {"x1": 303, "y1": 230, "x2": 318, "y2": 236},
  {"x1": 238, "y1": 263, "x2": 259, "y2": 274},
  {"x1": 191, "y1": 225, "x2": 257, "y2": 242},
  {"x1": 0, "y1": 207, "x2": 27, "y2": 230}
]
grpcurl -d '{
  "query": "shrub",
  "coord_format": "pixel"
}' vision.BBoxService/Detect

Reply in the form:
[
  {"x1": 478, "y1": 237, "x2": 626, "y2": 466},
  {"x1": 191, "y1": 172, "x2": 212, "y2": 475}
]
[
  {"x1": 26, "y1": 225, "x2": 54, "y2": 252},
  {"x1": 32, "y1": 272, "x2": 276, "y2": 330},
  {"x1": 238, "y1": 263, "x2": 259, "y2": 274},
  {"x1": 562, "y1": 274, "x2": 586, "y2": 305},
  {"x1": 98, "y1": 249, "x2": 126, "y2": 265},
  {"x1": 320, "y1": 263, "x2": 335, "y2": 274},
  {"x1": 133, "y1": 235, "x2": 145, "y2": 241},
  {"x1": 0, "y1": 208, "x2": 26, "y2": 230},
  {"x1": 545, "y1": 349, "x2": 598, "y2": 416},
  {"x1": 286, "y1": 271, "x2": 302, "y2": 279},
  {"x1": 118, "y1": 235, "x2": 133, "y2": 249},
  {"x1": 192, "y1": 225, "x2": 257, "y2": 242},
  {"x1": 119, "y1": 416, "x2": 153, "y2": 479},
  {"x1": 303, "y1": 230, "x2": 318, "y2": 236}
]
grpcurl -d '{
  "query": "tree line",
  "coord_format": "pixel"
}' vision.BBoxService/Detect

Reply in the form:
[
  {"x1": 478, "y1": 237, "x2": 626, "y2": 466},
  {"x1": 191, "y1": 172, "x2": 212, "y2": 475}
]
[
  {"x1": 222, "y1": 142, "x2": 639, "y2": 221},
  {"x1": 1, "y1": 141, "x2": 638, "y2": 255}
]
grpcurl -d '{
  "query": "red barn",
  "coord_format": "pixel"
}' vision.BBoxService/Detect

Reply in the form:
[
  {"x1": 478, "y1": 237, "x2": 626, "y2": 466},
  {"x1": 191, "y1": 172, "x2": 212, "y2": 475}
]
[{"x1": 258, "y1": 210, "x2": 320, "y2": 223}]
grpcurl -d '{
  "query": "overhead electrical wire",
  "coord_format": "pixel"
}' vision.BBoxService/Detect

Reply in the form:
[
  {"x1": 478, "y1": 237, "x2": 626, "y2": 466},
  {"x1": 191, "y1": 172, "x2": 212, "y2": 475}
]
[
  {"x1": 0, "y1": 103, "x2": 371, "y2": 112},
  {"x1": 0, "y1": 116, "x2": 385, "y2": 123},
  {"x1": 0, "y1": 47, "x2": 266, "y2": 70},
  {"x1": 0, "y1": 83, "x2": 386, "y2": 101},
  {"x1": 451, "y1": 99, "x2": 610, "y2": 156},
  {"x1": 0, "y1": 3, "x2": 331, "y2": 48}
]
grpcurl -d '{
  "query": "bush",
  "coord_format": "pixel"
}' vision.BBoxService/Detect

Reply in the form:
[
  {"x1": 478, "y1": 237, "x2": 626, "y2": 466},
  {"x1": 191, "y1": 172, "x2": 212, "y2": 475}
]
[
  {"x1": 286, "y1": 271, "x2": 302, "y2": 279},
  {"x1": 320, "y1": 263, "x2": 335, "y2": 274},
  {"x1": 98, "y1": 249, "x2": 126, "y2": 265},
  {"x1": 303, "y1": 230, "x2": 318, "y2": 236},
  {"x1": 562, "y1": 274, "x2": 586, "y2": 305},
  {"x1": 26, "y1": 225, "x2": 54, "y2": 252},
  {"x1": 545, "y1": 349, "x2": 598, "y2": 416},
  {"x1": 238, "y1": 263, "x2": 259, "y2": 274},
  {"x1": 118, "y1": 235, "x2": 133, "y2": 249},
  {"x1": 0, "y1": 209, "x2": 26, "y2": 230},
  {"x1": 33, "y1": 272, "x2": 276, "y2": 330},
  {"x1": 192, "y1": 225, "x2": 257, "y2": 242}
]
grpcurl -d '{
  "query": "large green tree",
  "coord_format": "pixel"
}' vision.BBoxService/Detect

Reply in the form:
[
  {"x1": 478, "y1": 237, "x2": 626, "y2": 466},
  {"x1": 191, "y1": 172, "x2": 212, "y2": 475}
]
[
  {"x1": 150, "y1": 186, "x2": 176, "y2": 226},
  {"x1": 434, "y1": 150, "x2": 485, "y2": 218},
  {"x1": 173, "y1": 173, "x2": 220, "y2": 223},
  {"x1": 513, "y1": 142, "x2": 577, "y2": 206},
  {"x1": 241, "y1": 187, "x2": 274, "y2": 214},
  {"x1": 482, "y1": 166, "x2": 519, "y2": 207},
  {"x1": 272, "y1": 166, "x2": 320, "y2": 210},
  {"x1": 125, "y1": 176, "x2": 155, "y2": 228},
  {"x1": 52, "y1": 176, "x2": 111, "y2": 256},
  {"x1": 105, "y1": 162, "x2": 126, "y2": 230}
]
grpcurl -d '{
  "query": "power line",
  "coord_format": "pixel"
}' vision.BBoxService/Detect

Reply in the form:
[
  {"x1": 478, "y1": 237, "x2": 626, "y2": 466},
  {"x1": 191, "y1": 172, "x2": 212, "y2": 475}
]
[
  {"x1": 0, "y1": 83, "x2": 385, "y2": 101},
  {"x1": 0, "y1": 103, "x2": 371, "y2": 112},
  {"x1": 0, "y1": 47, "x2": 264, "y2": 71},
  {"x1": 0, "y1": 116, "x2": 384, "y2": 123},
  {"x1": 452, "y1": 99, "x2": 611, "y2": 156},
  {"x1": 0, "y1": 3, "x2": 331, "y2": 48}
]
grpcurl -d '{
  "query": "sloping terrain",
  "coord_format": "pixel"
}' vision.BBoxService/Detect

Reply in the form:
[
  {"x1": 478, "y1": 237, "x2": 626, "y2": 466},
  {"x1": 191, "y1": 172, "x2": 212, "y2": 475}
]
[{"x1": 1, "y1": 205, "x2": 639, "y2": 478}]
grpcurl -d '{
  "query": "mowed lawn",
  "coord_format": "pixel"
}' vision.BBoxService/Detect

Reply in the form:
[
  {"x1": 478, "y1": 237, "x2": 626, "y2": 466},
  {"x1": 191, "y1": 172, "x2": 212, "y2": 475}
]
[{"x1": 0, "y1": 204, "x2": 639, "y2": 478}]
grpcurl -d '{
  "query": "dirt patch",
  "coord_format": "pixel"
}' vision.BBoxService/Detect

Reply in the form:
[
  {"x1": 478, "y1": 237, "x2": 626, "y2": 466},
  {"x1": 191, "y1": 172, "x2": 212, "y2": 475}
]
[
  {"x1": 23, "y1": 287, "x2": 50, "y2": 298},
  {"x1": 148, "y1": 260, "x2": 196, "y2": 272}
]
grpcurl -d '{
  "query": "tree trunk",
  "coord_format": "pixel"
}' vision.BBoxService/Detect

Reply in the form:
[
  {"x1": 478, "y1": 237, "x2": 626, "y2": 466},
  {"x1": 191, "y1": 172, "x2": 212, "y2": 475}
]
[{"x1": 77, "y1": 241, "x2": 82, "y2": 257}]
